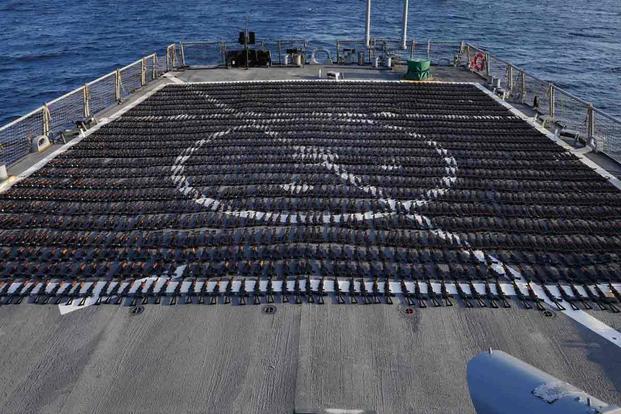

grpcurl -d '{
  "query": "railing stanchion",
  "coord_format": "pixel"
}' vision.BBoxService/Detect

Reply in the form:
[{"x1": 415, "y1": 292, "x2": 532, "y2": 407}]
[
  {"x1": 427, "y1": 40, "x2": 431, "y2": 59},
  {"x1": 277, "y1": 40, "x2": 282, "y2": 65},
  {"x1": 220, "y1": 41, "x2": 227, "y2": 66},
  {"x1": 83, "y1": 85, "x2": 90, "y2": 118},
  {"x1": 42, "y1": 104, "x2": 51, "y2": 137},
  {"x1": 141, "y1": 57, "x2": 147, "y2": 86},
  {"x1": 465, "y1": 44, "x2": 471, "y2": 68},
  {"x1": 410, "y1": 39, "x2": 415, "y2": 59},
  {"x1": 180, "y1": 42, "x2": 186, "y2": 67},
  {"x1": 548, "y1": 83, "x2": 555, "y2": 119},
  {"x1": 484, "y1": 53, "x2": 490, "y2": 79},
  {"x1": 115, "y1": 69, "x2": 122, "y2": 103},
  {"x1": 520, "y1": 71, "x2": 526, "y2": 104},
  {"x1": 152, "y1": 54, "x2": 158, "y2": 79},
  {"x1": 336, "y1": 40, "x2": 340, "y2": 64},
  {"x1": 587, "y1": 103, "x2": 595, "y2": 150},
  {"x1": 507, "y1": 65, "x2": 514, "y2": 96}
]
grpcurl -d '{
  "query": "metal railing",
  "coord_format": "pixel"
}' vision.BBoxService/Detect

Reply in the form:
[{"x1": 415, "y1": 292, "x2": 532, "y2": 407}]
[
  {"x1": 2, "y1": 39, "x2": 620, "y2": 167},
  {"x1": 0, "y1": 48, "x2": 170, "y2": 167},
  {"x1": 462, "y1": 43, "x2": 621, "y2": 162}
]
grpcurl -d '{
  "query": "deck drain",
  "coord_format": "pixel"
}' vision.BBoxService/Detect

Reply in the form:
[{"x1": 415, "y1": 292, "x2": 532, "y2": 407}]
[
  {"x1": 403, "y1": 307, "x2": 415, "y2": 316},
  {"x1": 129, "y1": 305, "x2": 145, "y2": 315},
  {"x1": 262, "y1": 305, "x2": 277, "y2": 315},
  {"x1": 542, "y1": 309, "x2": 556, "y2": 318}
]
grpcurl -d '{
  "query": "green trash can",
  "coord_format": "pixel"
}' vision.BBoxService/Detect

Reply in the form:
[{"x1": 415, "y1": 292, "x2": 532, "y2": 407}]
[{"x1": 404, "y1": 58, "x2": 431, "y2": 80}]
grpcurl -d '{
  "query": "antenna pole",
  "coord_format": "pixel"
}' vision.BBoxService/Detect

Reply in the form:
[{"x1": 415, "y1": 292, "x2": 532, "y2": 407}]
[
  {"x1": 245, "y1": 16, "x2": 249, "y2": 70},
  {"x1": 365, "y1": 0, "x2": 371, "y2": 48},
  {"x1": 401, "y1": 0, "x2": 409, "y2": 50}
]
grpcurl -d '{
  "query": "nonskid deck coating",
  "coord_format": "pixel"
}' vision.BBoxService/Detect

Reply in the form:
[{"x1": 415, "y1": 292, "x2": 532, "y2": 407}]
[{"x1": 0, "y1": 81, "x2": 620, "y2": 311}]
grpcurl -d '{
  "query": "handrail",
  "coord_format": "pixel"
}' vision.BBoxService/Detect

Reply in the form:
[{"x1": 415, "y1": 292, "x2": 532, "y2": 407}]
[
  {"x1": 2, "y1": 39, "x2": 620, "y2": 167},
  {"x1": 0, "y1": 50, "x2": 164, "y2": 166}
]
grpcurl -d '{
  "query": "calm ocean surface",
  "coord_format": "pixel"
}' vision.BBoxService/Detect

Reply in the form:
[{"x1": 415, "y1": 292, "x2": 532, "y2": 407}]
[{"x1": 0, "y1": 0, "x2": 619, "y2": 125}]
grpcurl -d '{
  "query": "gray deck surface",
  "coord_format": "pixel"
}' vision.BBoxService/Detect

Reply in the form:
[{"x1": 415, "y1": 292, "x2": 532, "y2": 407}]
[
  {"x1": 1, "y1": 65, "x2": 620, "y2": 414},
  {"x1": 0, "y1": 304, "x2": 619, "y2": 414}
]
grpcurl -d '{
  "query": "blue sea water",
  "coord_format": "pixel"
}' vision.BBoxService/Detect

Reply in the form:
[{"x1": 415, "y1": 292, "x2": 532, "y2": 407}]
[{"x1": 0, "y1": 0, "x2": 619, "y2": 125}]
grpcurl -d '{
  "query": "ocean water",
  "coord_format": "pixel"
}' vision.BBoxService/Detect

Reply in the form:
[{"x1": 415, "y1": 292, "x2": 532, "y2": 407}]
[{"x1": 0, "y1": 0, "x2": 619, "y2": 125}]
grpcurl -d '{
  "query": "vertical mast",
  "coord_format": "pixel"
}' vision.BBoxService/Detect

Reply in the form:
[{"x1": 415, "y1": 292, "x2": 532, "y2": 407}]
[
  {"x1": 401, "y1": 0, "x2": 409, "y2": 50},
  {"x1": 365, "y1": 0, "x2": 372, "y2": 48}
]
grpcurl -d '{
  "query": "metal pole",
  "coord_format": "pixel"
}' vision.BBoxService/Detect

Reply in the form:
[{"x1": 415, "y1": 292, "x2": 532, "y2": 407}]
[
  {"x1": 520, "y1": 71, "x2": 526, "y2": 104},
  {"x1": 180, "y1": 42, "x2": 186, "y2": 67},
  {"x1": 548, "y1": 84, "x2": 555, "y2": 119},
  {"x1": 401, "y1": 0, "x2": 409, "y2": 50},
  {"x1": 83, "y1": 85, "x2": 90, "y2": 118},
  {"x1": 336, "y1": 40, "x2": 340, "y2": 63},
  {"x1": 484, "y1": 53, "x2": 490, "y2": 79},
  {"x1": 141, "y1": 57, "x2": 147, "y2": 86},
  {"x1": 42, "y1": 105, "x2": 51, "y2": 137},
  {"x1": 115, "y1": 69, "x2": 122, "y2": 103},
  {"x1": 587, "y1": 103, "x2": 595, "y2": 149},
  {"x1": 507, "y1": 65, "x2": 514, "y2": 95},
  {"x1": 410, "y1": 39, "x2": 415, "y2": 59},
  {"x1": 365, "y1": 0, "x2": 371, "y2": 48}
]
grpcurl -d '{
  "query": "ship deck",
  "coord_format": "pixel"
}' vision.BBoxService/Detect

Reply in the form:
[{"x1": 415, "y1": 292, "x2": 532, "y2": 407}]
[{"x1": 0, "y1": 64, "x2": 620, "y2": 414}]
